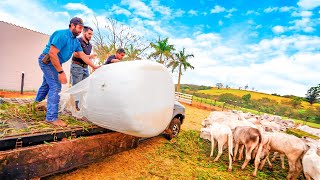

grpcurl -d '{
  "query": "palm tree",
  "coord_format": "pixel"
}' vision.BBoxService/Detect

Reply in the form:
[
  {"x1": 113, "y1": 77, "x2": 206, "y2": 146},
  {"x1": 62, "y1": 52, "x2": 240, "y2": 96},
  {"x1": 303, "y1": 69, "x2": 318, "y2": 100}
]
[
  {"x1": 124, "y1": 44, "x2": 142, "y2": 61},
  {"x1": 93, "y1": 44, "x2": 116, "y2": 65},
  {"x1": 148, "y1": 37, "x2": 175, "y2": 65},
  {"x1": 167, "y1": 48, "x2": 194, "y2": 92}
]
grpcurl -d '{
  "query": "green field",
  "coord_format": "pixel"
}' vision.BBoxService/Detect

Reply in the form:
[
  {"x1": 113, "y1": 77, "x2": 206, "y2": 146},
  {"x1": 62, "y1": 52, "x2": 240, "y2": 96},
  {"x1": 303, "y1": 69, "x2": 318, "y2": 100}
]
[{"x1": 198, "y1": 88, "x2": 320, "y2": 109}]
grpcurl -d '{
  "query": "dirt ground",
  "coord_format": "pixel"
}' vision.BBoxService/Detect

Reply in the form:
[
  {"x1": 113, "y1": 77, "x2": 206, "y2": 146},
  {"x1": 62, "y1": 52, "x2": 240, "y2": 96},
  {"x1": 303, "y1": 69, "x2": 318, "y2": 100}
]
[
  {"x1": 45, "y1": 104, "x2": 212, "y2": 180},
  {"x1": 0, "y1": 90, "x2": 36, "y2": 98}
]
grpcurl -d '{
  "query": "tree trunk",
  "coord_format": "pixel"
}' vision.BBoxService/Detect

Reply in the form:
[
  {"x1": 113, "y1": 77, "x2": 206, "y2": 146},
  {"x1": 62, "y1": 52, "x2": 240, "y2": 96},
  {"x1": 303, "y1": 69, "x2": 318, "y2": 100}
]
[
  {"x1": 177, "y1": 64, "x2": 182, "y2": 92},
  {"x1": 159, "y1": 53, "x2": 163, "y2": 64}
]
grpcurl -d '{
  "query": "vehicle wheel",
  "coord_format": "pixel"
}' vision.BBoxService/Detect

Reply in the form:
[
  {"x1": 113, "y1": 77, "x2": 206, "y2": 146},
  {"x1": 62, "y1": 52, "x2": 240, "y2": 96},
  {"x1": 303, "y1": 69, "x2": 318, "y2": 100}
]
[{"x1": 165, "y1": 118, "x2": 181, "y2": 140}]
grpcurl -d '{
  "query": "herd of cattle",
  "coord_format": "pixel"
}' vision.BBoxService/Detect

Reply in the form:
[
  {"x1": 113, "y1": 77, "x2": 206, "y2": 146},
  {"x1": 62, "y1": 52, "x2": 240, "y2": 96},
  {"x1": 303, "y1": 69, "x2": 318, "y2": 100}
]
[{"x1": 200, "y1": 111, "x2": 320, "y2": 180}]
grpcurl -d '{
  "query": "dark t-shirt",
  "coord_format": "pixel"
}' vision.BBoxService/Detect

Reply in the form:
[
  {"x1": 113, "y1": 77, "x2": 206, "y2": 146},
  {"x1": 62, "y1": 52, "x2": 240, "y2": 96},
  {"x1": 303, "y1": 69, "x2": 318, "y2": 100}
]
[
  {"x1": 72, "y1": 37, "x2": 92, "y2": 65},
  {"x1": 104, "y1": 55, "x2": 116, "y2": 65}
]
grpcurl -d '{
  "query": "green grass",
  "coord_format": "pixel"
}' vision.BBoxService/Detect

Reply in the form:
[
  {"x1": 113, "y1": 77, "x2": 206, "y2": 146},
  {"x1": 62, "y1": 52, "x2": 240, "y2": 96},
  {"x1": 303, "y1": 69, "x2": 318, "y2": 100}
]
[
  {"x1": 198, "y1": 88, "x2": 320, "y2": 109},
  {"x1": 142, "y1": 130, "x2": 293, "y2": 179},
  {"x1": 286, "y1": 128, "x2": 320, "y2": 139},
  {"x1": 0, "y1": 103, "x2": 94, "y2": 137}
]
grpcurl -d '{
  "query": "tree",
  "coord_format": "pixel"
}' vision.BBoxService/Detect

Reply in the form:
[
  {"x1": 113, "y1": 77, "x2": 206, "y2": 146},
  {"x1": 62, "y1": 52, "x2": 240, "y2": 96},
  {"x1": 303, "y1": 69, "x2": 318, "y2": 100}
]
[
  {"x1": 216, "y1": 83, "x2": 223, "y2": 89},
  {"x1": 242, "y1": 94, "x2": 251, "y2": 103},
  {"x1": 306, "y1": 85, "x2": 320, "y2": 105},
  {"x1": 244, "y1": 84, "x2": 248, "y2": 90},
  {"x1": 92, "y1": 17, "x2": 150, "y2": 64},
  {"x1": 149, "y1": 37, "x2": 175, "y2": 65},
  {"x1": 167, "y1": 48, "x2": 194, "y2": 92},
  {"x1": 124, "y1": 44, "x2": 142, "y2": 61}
]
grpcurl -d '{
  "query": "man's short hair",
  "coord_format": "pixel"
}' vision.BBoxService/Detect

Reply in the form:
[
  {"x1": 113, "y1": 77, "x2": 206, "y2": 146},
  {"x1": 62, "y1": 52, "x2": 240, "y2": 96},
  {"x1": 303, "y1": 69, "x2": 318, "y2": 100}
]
[
  {"x1": 116, "y1": 48, "x2": 126, "y2": 54},
  {"x1": 84, "y1": 26, "x2": 93, "y2": 32}
]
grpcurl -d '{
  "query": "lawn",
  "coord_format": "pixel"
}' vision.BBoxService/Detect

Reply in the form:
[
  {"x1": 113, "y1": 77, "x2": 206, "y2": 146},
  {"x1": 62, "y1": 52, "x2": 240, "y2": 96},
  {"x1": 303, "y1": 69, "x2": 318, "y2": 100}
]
[{"x1": 46, "y1": 105, "x2": 302, "y2": 180}]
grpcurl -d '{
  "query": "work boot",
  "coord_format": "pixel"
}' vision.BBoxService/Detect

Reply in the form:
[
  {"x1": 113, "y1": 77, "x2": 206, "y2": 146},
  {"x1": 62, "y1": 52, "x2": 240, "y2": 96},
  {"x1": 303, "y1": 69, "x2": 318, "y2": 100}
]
[{"x1": 48, "y1": 119, "x2": 67, "y2": 127}]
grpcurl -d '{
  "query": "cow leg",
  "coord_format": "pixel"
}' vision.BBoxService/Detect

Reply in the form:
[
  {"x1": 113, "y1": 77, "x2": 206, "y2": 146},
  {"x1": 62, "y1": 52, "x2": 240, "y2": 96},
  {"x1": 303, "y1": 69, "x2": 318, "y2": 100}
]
[
  {"x1": 286, "y1": 158, "x2": 296, "y2": 180},
  {"x1": 304, "y1": 173, "x2": 311, "y2": 180},
  {"x1": 214, "y1": 139, "x2": 224, "y2": 162},
  {"x1": 241, "y1": 145, "x2": 255, "y2": 169},
  {"x1": 292, "y1": 159, "x2": 302, "y2": 180},
  {"x1": 271, "y1": 152, "x2": 278, "y2": 162},
  {"x1": 280, "y1": 154, "x2": 285, "y2": 169},
  {"x1": 233, "y1": 143, "x2": 239, "y2": 162},
  {"x1": 228, "y1": 146, "x2": 233, "y2": 172},
  {"x1": 266, "y1": 155, "x2": 273, "y2": 170},
  {"x1": 259, "y1": 156, "x2": 267, "y2": 170},
  {"x1": 238, "y1": 145, "x2": 244, "y2": 161},
  {"x1": 210, "y1": 139, "x2": 216, "y2": 157}
]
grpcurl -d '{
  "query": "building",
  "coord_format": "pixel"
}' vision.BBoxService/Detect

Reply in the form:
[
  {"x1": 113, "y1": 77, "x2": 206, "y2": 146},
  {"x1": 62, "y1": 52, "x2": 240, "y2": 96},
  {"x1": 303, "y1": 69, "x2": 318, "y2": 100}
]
[{"x1": 0, "y1": 21, "x2": 71, "y2": 91}]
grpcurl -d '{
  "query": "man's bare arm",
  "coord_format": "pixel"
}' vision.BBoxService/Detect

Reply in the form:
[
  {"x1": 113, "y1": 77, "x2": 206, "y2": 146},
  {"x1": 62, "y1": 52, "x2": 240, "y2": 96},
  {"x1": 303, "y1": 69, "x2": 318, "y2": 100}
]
[
  {"x1": 78, "y1": 52, "x2": 99, "y2": 69},
  {"x1": 49, "y1": 45, "x2": 63, "y2": 72},
  {"x1": 111, "y1": 59, "x2": 121, "y2": 63},
  {"x1": 48, "y1": 45, "x2": 67, "y2": 84}
]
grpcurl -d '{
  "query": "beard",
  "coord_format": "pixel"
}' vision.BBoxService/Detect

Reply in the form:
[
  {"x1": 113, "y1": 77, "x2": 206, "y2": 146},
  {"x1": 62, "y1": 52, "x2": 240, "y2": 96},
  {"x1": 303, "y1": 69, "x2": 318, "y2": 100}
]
[
  {"x1": 72, "y1": 28, "x2": 81, "y2": 37},
  {"x1": 84, "y1": 35, "x2": 91, "y2": 42}
]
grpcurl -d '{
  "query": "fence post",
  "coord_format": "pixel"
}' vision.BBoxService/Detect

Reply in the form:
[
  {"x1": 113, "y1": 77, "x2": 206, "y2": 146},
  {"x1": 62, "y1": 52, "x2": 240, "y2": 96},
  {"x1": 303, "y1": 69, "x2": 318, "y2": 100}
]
[
  {"x1": 20, "y1": 72, "x2": 25, "y2": 95},
  {"x1": 222, "y1": 102, "x2": 225, "y2": 111}
]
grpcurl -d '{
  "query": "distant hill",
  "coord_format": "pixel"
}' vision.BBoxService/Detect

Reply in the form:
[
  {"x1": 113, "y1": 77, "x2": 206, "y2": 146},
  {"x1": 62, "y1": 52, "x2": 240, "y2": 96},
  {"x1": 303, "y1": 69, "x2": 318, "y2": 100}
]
[{"x1": 198, "y1": 87, "x2": 320, "y2": 108}]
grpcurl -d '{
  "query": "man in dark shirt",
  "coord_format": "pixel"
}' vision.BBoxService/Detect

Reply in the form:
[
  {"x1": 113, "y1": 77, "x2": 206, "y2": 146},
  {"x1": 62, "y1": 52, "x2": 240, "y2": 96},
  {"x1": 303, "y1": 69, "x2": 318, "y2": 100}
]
[
  {"x1": 104, "y1": 48, "x2": 126, "y2": 65},
  {"x1": 71, "y1": 26, "x2": 96, "y2": 86},
  {"x1": 71, "y1": 26, "x2": 96, "y2": 109}
]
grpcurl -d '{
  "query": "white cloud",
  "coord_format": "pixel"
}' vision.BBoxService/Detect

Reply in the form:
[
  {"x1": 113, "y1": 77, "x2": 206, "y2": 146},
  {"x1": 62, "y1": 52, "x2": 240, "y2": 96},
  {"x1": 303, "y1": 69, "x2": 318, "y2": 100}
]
[
  {"x1": 120, "y1": 0, "x2": 154, "y2": 19},
  {"x1": 210, "y1": 5, "x2": 226, "y2": 13},
  {"x1": 111, "y1": 5, "x2": 131, "y2": 16},
  {"x1": 170, "y1": 34, "x2": 320, "y2": 96},
  {"x1": 174, "y1": 9, "x2": 185, "y2": 17},
  {"x1": 279, "y1": 6, "x2": 295, "y2": 12},
  {"x1": 188, "y1": 10, "x2": 198, "y2": 16},
  {"x1": 264, "y1": 6, "x2": 296, "y2": 13},
  {"x1": 64, "y1": 3, "x2": 93, "y2": 14},
  {"x1": 297, "y1": 0, "x2": 320, "y2": 10},
  {"x1": 218, "y1": 20, "x2": 223, "y2": 26},
  {"x1": 228, "y1": 8, "x2": 237, "y2": 13},
  {"x1": 255, "y1": 25, "x2": 262, "y2": 29},
  {"x1": 150, "y1": 0, "x2": 171, "y2": 16},
  {"x1": 225, "y1": 13, "x2": 232, "y2": 18},
  {"x1": 292, "y1": 10, "x2": 313, "y2": 17},
  {"x1": 0, "y1": 0, "x2": 71, "y2": 34},
  {"x1": 246, "y1": 10, "x2": 260, "y2": 15},
  {"x1": 272, "y1": 26, "x2": 285, "y2": 34},
  {"x1": 289, "y1": 17, "x2": 315, "y2": 33},
  {"x1": 264, "y1": 7, "x2": 279, "y2": 13}
]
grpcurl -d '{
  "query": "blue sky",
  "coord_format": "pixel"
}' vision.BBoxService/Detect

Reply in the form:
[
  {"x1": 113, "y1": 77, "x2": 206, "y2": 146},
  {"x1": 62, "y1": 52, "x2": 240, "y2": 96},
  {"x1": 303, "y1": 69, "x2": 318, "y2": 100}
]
[{"x1": 1, "y1": 0, "x2": 320, "y2": 96}]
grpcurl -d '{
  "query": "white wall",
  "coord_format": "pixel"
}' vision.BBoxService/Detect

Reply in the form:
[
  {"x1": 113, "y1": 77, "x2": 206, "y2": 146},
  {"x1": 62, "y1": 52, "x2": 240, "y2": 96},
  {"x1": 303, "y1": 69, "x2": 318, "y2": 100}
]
[{"x1": 0, "y1": 21, "x2": 71, "y2": 91}]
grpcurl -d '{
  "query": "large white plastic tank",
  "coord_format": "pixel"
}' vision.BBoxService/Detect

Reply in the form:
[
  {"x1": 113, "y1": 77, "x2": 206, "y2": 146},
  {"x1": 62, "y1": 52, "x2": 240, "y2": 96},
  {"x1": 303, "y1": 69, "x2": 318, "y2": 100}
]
[{"x1": 60, "y1": 60, "x2": 175, "y2": 137}]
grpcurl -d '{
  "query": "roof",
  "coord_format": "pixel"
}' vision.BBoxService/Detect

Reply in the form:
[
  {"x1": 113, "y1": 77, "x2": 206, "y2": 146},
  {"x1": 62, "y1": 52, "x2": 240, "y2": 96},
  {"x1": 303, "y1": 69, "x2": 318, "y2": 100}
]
[{"x1": 0, "y1": 20, "x2": 49, "y2": 36}]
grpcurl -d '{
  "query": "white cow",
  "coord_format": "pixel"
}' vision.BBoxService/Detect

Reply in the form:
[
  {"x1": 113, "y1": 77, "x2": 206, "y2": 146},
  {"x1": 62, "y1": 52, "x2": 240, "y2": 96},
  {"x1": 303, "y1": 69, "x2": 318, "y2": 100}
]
[
  {"x1": 200, "y1": 123, "x2": 233, "y2": 171},
  {"x1": 302, "y1": 143, "x2": 320, "y2": 180},
  {"x1": 259, "y1": 132, "x2": 306, "y2": 180}
]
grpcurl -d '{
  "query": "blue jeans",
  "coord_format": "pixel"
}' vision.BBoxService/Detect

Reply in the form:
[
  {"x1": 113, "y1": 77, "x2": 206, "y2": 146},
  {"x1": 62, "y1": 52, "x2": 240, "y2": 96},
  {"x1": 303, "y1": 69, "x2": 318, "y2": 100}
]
[
  {"x1": 70, "y1": 63, "x2": 89, "y2": 108},
  {"x1": 35, "y1": 54, "x2": 61, "y2": 122},
  {"x1": 70, "y1": 63, "x2": 89, "y2": 85}
]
